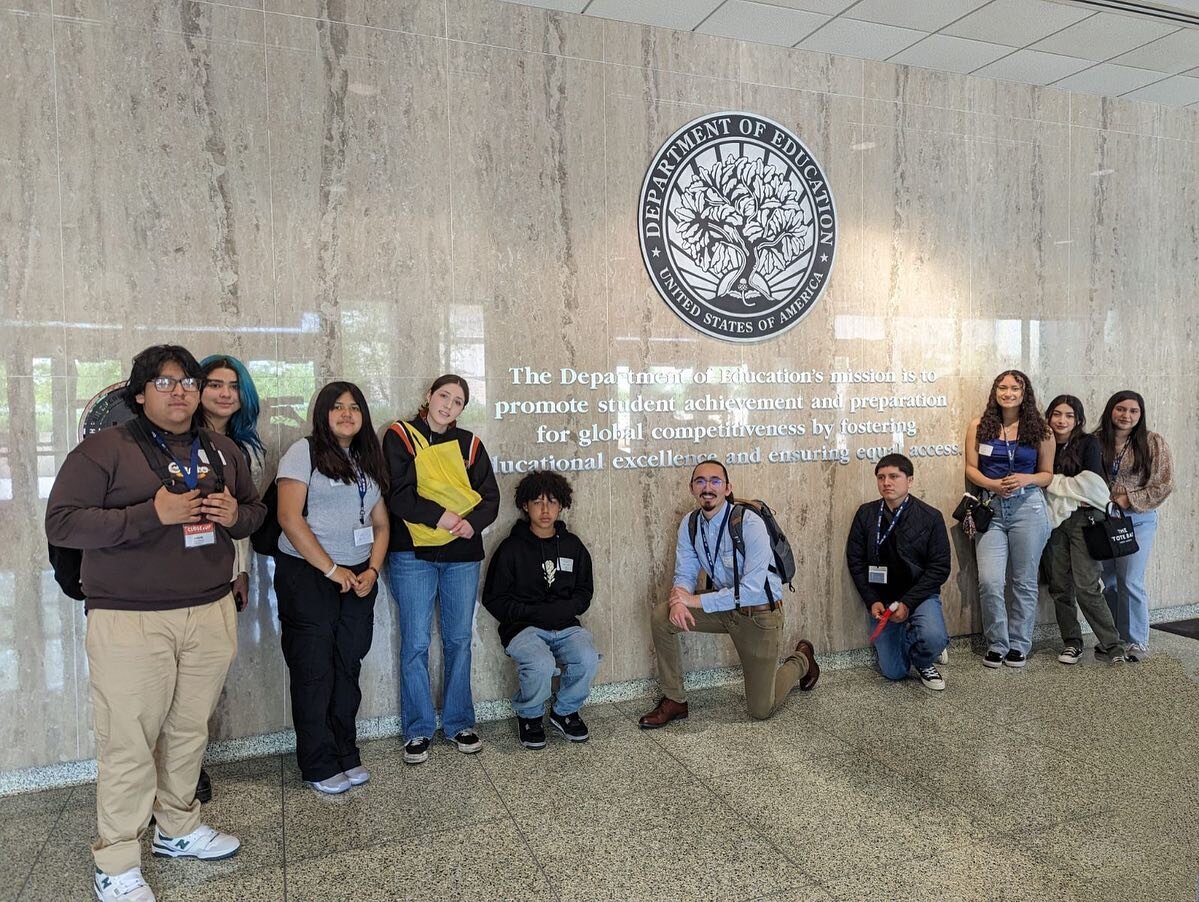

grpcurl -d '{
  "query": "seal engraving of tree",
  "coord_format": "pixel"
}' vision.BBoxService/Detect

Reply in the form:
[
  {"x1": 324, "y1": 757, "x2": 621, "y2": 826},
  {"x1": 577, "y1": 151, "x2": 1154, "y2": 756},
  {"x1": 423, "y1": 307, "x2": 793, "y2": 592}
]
[{"x1": 672, "y1": 156, "x2": 814, "y2": 307}]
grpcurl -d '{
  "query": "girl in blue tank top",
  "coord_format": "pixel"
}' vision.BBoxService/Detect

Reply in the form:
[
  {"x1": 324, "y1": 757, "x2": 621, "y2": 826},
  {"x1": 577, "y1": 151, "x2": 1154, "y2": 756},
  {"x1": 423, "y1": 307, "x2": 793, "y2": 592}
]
[{"x1": 964, "y1": 370, "x2": 1055, "y2": 669}]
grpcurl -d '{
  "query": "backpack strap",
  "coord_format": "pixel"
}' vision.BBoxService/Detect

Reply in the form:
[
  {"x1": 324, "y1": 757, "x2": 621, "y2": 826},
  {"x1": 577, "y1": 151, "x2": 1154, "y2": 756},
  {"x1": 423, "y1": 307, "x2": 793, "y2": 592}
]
[
  {"x1": 195, "y1": 430, "x2": 226, "y2": 492},
  {"x1": 124, "y1": 419, "x2": 175, "y2": 489},
  {"x1": 728, "y1": 502, "x2": 776, "y2": 608},
  {"x1": 389, "y1": 421, "x2": 416, "y2": 456},
  {"x1": 462, "y1": 433, "x2": 481, "y2": 468}
]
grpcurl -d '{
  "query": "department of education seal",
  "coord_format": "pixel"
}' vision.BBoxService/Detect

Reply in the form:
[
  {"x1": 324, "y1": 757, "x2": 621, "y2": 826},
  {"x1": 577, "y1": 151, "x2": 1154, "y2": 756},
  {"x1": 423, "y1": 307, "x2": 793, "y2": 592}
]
[{"x1": 638, "y1": 112, "x2": 837, "y2": 343}]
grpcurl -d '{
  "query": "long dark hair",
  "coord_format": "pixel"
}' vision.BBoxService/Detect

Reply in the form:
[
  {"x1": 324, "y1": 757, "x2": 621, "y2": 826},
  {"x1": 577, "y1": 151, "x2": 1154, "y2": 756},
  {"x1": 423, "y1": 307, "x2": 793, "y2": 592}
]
[
  {"x1": 977, "y1": 369, "x2": 1050, "y2": 445},
  {"x1": 309, "y1": 381, "x2": 388, "y2": 491},
  {"x1": 1044, "y1": 394, "x2": 1088, "y2": 475},
  {"x1": 1095, "y1": 390, "x2": 1151, "y2": 479},
  {"x1": 415, "y1": 374, "x2": 471, "y2": 427},
  {"x1": 199, "y1": 355, "x2": 266, "y2": 462}
]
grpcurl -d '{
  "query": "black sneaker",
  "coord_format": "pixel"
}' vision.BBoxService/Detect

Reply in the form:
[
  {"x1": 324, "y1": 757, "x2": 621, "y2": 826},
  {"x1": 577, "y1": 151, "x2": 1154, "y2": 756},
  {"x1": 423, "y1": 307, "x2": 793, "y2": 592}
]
[
  {"x1": 517, "y1": 717, "x2": 546, "y2": 750},
  {"x1": 1057, "y1": 645, "x2": 1082, "y2": 665},
  {"x1": 983, "y1": 650, "x2": 1004, "y2": 669},
  {"x1": 448, "y1": 730, "x2": 483, "y2": 754},
  {"x1": 195, "y1": 767, "x2": 212, "y2": 804},
  {"x1": 1004, "y1": 649, "x2": 1027, "y2": 668},
  {"x1": 403, "y1": 737, "x2": 430, "y2": 765},
  {"x1": 549, "y1": 711, "x2": 590, "y2": 742}
]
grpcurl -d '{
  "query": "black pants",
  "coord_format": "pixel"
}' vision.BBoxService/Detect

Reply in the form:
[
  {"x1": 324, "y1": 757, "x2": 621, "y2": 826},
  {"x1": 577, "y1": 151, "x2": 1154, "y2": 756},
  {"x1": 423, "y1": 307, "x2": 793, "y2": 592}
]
[{"x1": 274, "y1": 553, "x2": 377, "y2": 782}]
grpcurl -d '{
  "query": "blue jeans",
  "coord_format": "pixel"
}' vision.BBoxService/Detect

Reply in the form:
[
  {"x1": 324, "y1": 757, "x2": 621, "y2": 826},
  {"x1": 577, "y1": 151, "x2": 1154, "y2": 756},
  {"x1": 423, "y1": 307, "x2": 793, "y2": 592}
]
[
  {"x1": 1101, "y1": 509, "x2": 1158, "y2": 648},
  {"x1": 387, "y1": 552, "x2": 480, "y2": 740},
  {"x1": 975, "y1": 489, "x2": 1051, "y2": 656},
  {"x1": 505, "y1": 625, "x2": 601, "y2": 719},
  {"x1": 870, "y1": 596, "x2": 949, "y2": 679}
]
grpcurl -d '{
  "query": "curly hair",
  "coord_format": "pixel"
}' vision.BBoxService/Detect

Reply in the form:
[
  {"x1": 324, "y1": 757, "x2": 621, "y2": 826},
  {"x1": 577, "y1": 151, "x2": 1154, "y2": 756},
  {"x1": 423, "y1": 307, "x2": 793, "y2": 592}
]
[
  {"x1": 977, "y1": 369, "x2": 1050, "y2": 445},
  {"x1": 514, "y1": 470, "x2": 573, "y2": 514}
]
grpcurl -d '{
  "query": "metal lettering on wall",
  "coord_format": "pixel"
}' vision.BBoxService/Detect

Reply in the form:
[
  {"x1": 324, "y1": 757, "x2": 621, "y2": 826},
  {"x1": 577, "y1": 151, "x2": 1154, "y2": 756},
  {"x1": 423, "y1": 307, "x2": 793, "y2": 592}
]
[
  {"x1": 639, "y1": 112, "x2": 837, "y2": 343},
  {"x1": 494, "y1": 365, "x2": 958, "y2": 474}
]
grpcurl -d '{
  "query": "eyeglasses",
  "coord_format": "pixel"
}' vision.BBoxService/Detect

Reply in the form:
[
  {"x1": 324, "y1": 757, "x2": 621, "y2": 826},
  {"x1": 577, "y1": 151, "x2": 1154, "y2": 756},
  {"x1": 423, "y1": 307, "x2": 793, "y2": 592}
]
[
  {"x1": 149, "y1": 376, "x2": 201, "y2": 393},
  {"x1": 203, "y1": 379, "x2": 239, "y2": 392},
  {"x1": 691, "y1": 476, "x2": 724, "y2": 489}
]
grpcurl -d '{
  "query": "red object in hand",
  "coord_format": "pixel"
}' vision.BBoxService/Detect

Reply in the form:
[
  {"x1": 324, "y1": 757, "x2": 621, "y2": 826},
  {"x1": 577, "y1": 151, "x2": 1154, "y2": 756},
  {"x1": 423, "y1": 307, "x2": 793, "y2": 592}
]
[{"x1": 869, "y1": 602, "x2": 900, "y2": 643}]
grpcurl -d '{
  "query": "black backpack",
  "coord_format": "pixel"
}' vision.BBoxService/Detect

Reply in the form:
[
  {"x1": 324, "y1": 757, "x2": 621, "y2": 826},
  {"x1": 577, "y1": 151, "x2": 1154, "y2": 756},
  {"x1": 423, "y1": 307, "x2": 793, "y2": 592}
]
[
  {"x1": 250, "y1": 439, "x2": 314, "y2": 557},
  {"x1": 48, "y1": 419, "x2": 226, "y2": 602},
  {"x1": 688, "y1": 499, "x2": 796, "y2": 607}
]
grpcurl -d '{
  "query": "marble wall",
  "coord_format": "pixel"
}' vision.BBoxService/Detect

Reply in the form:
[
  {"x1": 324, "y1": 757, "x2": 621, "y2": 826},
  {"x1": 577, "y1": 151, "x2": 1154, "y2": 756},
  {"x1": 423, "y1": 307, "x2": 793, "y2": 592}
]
[{"x1": 3, "y1": 0, "x2": 1197, "y2": 774}]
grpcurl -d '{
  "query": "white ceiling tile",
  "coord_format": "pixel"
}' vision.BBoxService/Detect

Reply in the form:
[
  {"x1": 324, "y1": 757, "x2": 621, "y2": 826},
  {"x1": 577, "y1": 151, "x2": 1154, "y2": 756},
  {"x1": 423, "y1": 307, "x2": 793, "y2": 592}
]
[
  {"x1": 799, "y1": 18, "x2": 926, "y2": 59},
  {"x1": 503, "y1": 0, "x2": 589, "y2": 12},
  {"x1": 753, "y1": 0, "x2": 857, "y2": 14},
  {"x1": 889, "y1": 33, "x2": 1013, "y2": 73},
  {"x1": 1110, "y1": 28, "x2": 1199, "y2": 74},
  {"x1": 1031, "y1": 13, "x2": 1179, "y2": 61},
  {"x1": 695, "y1": 1, "x2": 829, "y2": 45},
  {"x1": 973, "y1": 48, "x2": 1093, "y2": 84},
  {"x1": 942, "y1": 0, "x2": 1092, "y2": 48},
  {"x1": 584, "y1": 0, "x2": 721, "y2": 30},
  {"x1": 1123, "y1": 73, "x2": 1199, "y2": 105},
  {"x1": 839, "y1": 0, "x2": 990, "y2": 32},
  {"x1": 1052, "y1": 63, "x2": 1169, "y2": 96}
]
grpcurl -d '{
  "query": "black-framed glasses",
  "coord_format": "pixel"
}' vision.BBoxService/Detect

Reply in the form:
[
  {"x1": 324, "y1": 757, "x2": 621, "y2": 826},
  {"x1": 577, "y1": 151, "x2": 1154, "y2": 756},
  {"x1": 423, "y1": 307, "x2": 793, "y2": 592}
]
[
  {"x1": 149, "y1": 376, "x2": 202, "y2": 393},
  {"x1": 691, "y1": 476, "x2": 724, "y2": 489}
]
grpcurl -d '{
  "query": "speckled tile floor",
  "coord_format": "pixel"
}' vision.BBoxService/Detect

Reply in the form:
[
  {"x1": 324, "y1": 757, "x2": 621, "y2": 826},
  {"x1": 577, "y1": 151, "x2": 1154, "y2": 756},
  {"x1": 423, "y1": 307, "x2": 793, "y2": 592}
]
[{"x1": 8, "y1": 631, "x2": 1199, "y2": 902}]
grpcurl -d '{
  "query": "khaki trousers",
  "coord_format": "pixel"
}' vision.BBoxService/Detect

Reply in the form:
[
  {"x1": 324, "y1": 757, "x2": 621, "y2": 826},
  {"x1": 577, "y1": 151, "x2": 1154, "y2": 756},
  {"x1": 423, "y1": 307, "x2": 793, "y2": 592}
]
[
  {"x1": 649, "y1": 601, "x2": 807, "y2": 720},
  {"x1": 86, "y1": 594, "x2": 237, "y2": 874}
]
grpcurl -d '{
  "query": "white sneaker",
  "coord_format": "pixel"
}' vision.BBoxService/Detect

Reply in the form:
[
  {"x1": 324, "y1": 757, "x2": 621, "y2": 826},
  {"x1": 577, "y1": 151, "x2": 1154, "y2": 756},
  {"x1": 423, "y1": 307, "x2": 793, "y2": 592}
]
[
  {"x1": 94, "y1": 866, "x2": 156, "y2": 901},
  {"x1": 151, "y1": 824, "x2": 240, "y2": 860},
  {"x1": 305, "y1": 773, "x2": 351, "y2": 795},
  {"x1": 936, "y1": 648, "x2": 949, "y2": 665},
  {"x1": 344, "y1": 766, "x2": 370, "y2": 786},
  {"x1": 917, "y1": 664, "x2": 946, "y2": 691}
]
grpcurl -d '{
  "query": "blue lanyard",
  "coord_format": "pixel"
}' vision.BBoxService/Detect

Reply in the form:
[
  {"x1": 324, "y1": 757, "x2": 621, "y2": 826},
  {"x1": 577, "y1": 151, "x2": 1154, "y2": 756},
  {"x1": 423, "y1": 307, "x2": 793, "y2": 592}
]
[
  {"x1": 355, "y1": 467, "x2": 368, "y2": 525},
  {"x1": 150, "y1": 430, "x2": 201, "y2": 490},
  {"x1": 699, "y1": 504, "x2": 731, "y2": 575},
  {"x1": 1110, "y1": 445, "x2": 1129, "y2": 480},
  {"x1": 875, "y1": 497, "x2": 909, "y2": 556}
]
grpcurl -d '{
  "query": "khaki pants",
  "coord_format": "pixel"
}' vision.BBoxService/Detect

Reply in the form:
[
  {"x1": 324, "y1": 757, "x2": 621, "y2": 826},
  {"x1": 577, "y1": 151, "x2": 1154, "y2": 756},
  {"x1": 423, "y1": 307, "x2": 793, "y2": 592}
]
[
  {"x1": 649, "y1": 601, "x2": 807, "y2": 720},
  {"x1": 86, "y1": 595, "x2": 237, "y2": 874}
]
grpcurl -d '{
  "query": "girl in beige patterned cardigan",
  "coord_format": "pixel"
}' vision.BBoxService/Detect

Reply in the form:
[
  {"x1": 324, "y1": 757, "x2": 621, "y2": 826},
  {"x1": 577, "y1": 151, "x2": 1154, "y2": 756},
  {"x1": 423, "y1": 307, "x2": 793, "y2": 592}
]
[{"x1": 1095, "y1": 390, "x2": 1174, "y2": 660}]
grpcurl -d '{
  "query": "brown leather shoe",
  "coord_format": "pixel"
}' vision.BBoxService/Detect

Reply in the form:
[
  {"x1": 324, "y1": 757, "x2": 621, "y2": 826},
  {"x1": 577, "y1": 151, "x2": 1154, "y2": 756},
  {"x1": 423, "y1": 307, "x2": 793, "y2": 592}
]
[
  {"x1": 795, "y1": 640, "x2": 820, "y2": 691},
  {"x1": 638, "y1": 697, "x2": 689, "y2": 729}
]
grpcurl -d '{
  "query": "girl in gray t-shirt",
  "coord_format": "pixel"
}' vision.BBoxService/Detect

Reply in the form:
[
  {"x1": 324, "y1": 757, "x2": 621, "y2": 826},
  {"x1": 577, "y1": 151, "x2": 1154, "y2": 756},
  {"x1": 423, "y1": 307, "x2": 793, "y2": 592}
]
[{"x1": 273, "y1": 381, "x2": 390, "y2": 797}]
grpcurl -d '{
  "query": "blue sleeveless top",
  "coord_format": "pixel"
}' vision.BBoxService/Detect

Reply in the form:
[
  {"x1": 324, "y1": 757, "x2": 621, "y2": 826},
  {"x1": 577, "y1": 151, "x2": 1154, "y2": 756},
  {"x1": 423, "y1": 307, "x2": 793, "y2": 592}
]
[{"x1": 977, "y1": 438, "x2": 1038, "y2": 478}]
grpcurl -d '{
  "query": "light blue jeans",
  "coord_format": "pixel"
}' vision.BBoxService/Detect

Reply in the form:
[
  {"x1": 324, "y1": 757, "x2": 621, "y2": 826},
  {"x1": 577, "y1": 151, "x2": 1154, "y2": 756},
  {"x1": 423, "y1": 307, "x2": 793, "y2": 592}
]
[
  {"x1": 1101, "y1": 509, "x2": 1158, "y2": 648},
  {"x1": 387, "y1": 552, "x2": 481, "y2": 740},
  {"x1": 506, "y1": 625, "x2": 601, "y2": 719},
  {"x1": 975, "y1": 489, "x2": 1051, "y2": 656},
  {"x1": 870, "y1": 596, "x2": 950, "y2": 679}
]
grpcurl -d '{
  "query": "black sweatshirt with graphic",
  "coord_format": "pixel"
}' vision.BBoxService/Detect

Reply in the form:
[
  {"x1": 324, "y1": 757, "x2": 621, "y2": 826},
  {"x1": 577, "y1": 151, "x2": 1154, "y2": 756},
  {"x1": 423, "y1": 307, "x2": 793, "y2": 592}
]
[{"x1": 482, "y1": 519, "x2": 594, "y2": 647}]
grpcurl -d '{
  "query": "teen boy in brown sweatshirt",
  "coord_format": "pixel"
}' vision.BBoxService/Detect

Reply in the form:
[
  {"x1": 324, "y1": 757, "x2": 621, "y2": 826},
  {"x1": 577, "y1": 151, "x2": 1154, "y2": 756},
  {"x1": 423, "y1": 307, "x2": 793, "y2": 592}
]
[{"x1": 45, "y1": 345, "x2": 264, "y2": 902}]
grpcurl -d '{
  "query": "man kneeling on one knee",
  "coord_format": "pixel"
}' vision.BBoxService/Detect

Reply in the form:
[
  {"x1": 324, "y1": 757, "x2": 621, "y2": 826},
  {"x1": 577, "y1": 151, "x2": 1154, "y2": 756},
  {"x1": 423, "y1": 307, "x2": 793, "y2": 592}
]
[
  {"x1": 846, "y1": 454, "x2": 951, "y2": 690},
  {"x1": 483, "y1": 471, "x2": 600, "y2": 749},
  {"x1": 640, "y1": 462, "x2": 818, "y2": 728}
]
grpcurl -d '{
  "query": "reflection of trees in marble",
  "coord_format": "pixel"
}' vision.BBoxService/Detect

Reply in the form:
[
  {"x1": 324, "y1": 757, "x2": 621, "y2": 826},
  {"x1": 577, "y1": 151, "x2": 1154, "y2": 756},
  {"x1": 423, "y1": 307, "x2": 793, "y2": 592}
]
[{"x1": 672, "y1": 157, "x2": 814, "y2": 307}]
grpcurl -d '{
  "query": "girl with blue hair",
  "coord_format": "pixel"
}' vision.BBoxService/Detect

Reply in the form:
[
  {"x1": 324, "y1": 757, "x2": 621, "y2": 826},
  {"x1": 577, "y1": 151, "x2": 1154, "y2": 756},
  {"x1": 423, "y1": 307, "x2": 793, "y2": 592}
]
[{"x1": 199, "y1": 354, "x2": 266, "y2": 610}]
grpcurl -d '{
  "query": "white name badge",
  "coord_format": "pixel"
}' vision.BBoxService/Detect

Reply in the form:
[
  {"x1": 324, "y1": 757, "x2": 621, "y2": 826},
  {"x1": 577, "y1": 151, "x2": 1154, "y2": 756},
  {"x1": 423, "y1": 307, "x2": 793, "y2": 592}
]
[
  {"x1": 978, "y1": 444, "x2": 994, "y2": 457},
  {"x1": 557, "y1": 557, "x2": 574, "y2": 573},
  {"x1": 183, "y1": 522, "x2": 216, "y2": 549},
  {"x1": 353, "y1": 526, "x2": 374, "y2": 547},
  {"x1": 868, "y1": 566, "x2": 888, "y2": 584}
]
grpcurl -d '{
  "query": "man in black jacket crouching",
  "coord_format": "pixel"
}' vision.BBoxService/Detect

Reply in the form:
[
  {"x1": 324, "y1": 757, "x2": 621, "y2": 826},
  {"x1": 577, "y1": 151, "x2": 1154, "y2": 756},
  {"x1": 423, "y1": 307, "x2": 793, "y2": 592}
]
[
  {"x1": 846, "y1": 454, "x2": 951, "y2": 691},
  {"x1": 483, "y1": 471, "x2": 600, "y2": 749}
]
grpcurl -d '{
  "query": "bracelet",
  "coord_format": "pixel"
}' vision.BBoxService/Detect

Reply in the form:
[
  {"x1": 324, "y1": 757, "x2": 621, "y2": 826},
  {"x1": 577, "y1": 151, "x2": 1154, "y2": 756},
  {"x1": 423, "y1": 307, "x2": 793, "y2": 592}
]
[
  {"x1": 324, "y1": 562, "x2": 338, "y2": 578},
  {"x1": 367, "y1": 566, "x2": 379, "y2": 578}
]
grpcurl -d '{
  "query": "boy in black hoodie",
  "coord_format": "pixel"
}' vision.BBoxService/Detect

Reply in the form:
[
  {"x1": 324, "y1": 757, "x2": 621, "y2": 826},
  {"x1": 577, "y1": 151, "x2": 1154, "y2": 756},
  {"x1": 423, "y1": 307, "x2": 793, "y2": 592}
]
[{"x1": 482, "y1": 471, "x2": 599, "y2": 749}]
